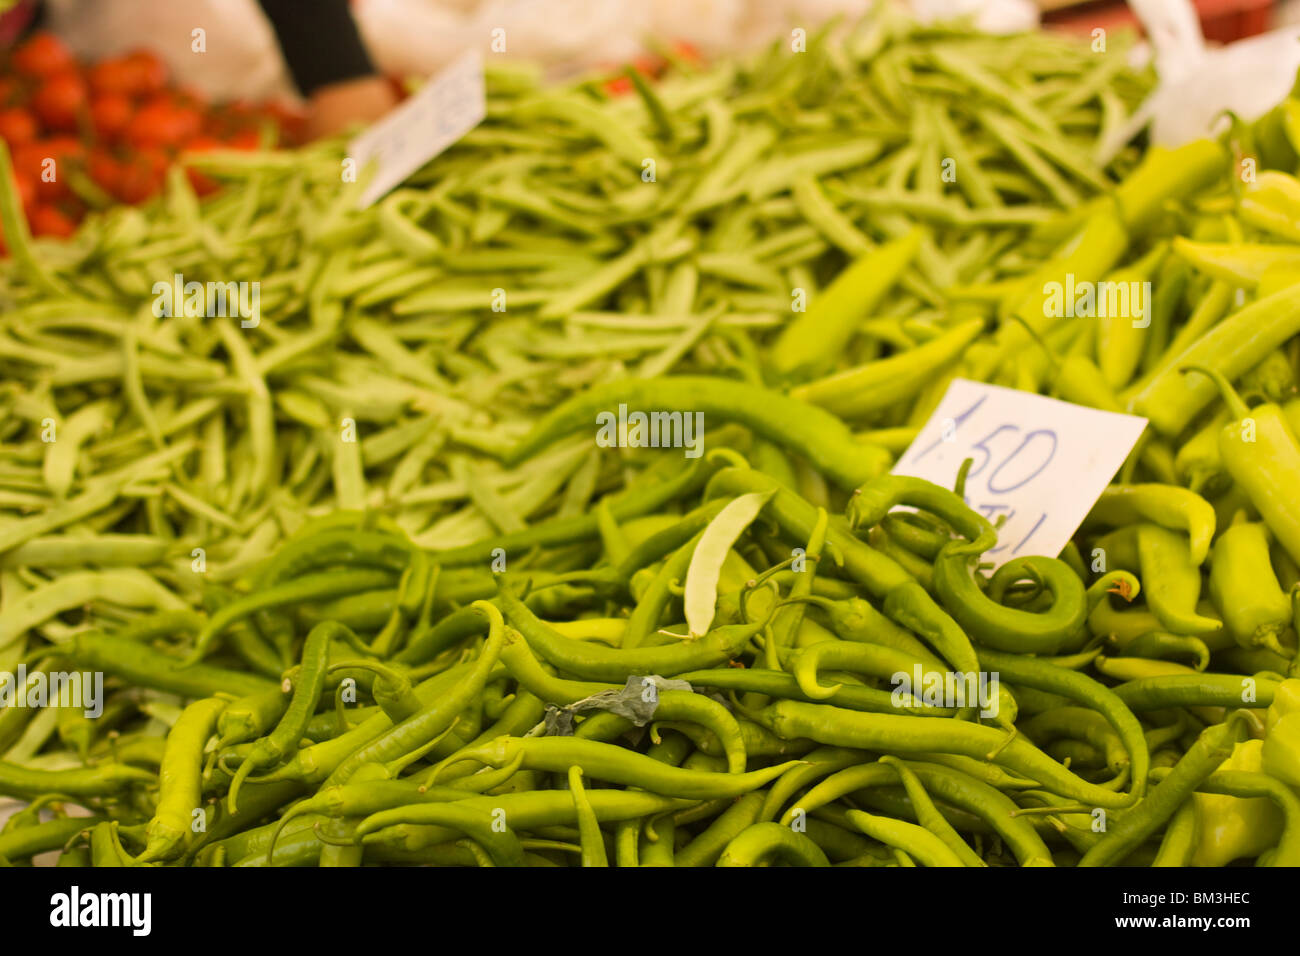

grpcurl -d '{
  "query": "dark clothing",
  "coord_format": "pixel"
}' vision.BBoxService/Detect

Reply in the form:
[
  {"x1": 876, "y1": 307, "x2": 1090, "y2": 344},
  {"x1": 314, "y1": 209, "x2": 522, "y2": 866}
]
[{"x1": 256, "y1": 0, "x2": 377, "y2": 96}]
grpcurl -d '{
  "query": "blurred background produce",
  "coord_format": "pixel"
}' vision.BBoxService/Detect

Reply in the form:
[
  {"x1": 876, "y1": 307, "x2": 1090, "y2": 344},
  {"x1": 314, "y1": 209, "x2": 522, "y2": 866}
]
[{"x1": 0, "y1": 31, "x2": 300, "y2": 242}]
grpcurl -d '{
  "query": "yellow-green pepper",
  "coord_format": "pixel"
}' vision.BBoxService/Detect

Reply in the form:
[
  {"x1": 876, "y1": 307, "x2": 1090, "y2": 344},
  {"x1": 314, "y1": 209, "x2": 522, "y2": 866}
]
[
  {"x1": 1266, "y1": 678, "x2": 1300, "y2": 732},
  {"x1": 1263, "y1": 714, "x2": 1300, "y2": 789},
  {"x1": 1191, "y1": 738, "x2": 1283, "y2": 866}
]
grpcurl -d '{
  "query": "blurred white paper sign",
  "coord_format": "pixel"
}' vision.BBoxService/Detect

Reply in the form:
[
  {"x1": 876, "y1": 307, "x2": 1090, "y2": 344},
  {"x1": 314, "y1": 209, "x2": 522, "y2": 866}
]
[
  {"x1": 894, "y1": 379, "x2": 1147, "y2": 566},
  {"x1": 349, "y1": 50, "x2": 486, "y2": 208}
]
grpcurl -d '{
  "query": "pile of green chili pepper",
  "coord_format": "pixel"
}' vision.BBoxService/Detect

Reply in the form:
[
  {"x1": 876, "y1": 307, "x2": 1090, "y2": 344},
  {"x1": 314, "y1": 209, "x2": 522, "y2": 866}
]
[
  {"x1": 5, "y1": 7, "x2": 1300, "y2": 867},
  {"x1": 4, "y1": 434, "x2": 1297, "y2": 868}
]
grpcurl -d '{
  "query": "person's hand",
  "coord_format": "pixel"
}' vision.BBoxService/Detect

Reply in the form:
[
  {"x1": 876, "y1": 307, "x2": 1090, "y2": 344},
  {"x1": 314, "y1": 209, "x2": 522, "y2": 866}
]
[{"x1": 305, "y1": 74, "x2": 399, "y2": 140}]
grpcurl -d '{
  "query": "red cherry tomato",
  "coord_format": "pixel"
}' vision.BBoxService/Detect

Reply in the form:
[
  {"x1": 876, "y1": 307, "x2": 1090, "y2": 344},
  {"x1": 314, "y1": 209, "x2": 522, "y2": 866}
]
[
  {"x1": 9, "y1": 142, "x2": 46, "y2": 180},
  {"x1": 123, "y1": 50, "x2": 168, "y2": 96},
  {"x1": 32, "y1": 70, "x2": 87, "y2": 133},
  {"x1": 23, "y1": 137, "x2": 83, "y2": 203},
  {"x1": 87, "y1": 57, "x2": 135, "y2": 96},
  {"x1": 602, "y1": 75, "x2": 633, "y2": 97},
  {"x1": 114, "y1": 148, "x2": 166, "y2": 204},
  {"x1": 122, "y1": 100, "x2": 173, "y2": 149},
  {"x1": 169, "y1": 106, "x2": 201, "y2": 144},
  {"x1": 89, "y1": 92, "x2": 133, "y2": 141},
  {"x1": 42, "y1": 136, "x2": 86, "y2": 161},
  {"x1": 29, "y1": 162, "x2": 68, "y2": 201},
  {"x1": 124, "y1": 98, "x2": 200, "y2": 150},
  {"x1": 29, "y1": 203, "x2": 77, "y2": 238},
  {"x1": 87, "y1": 148, "x2": 122, "y2": 194},
  {"x1": 12, "y1": 33, "x2": 76, "y2": 78},
  {"x1": 11, "y1": 142, "x2": 60, "y2": 200},
  {"x1": 142, "y1": 147, "x2": 168, "y2": 174},
  {"x1": 0, "y1": 107, "x2": 38, "y2": 146},
  {"x1": 114, "y1": 166, "x2": 156, "y2": 204},
  {"x1": 225, "y1": 127, "x2": 261, "y2": 150},
  {"x1": 88, "y1": 50, "x2": 169, "y2": 98}
]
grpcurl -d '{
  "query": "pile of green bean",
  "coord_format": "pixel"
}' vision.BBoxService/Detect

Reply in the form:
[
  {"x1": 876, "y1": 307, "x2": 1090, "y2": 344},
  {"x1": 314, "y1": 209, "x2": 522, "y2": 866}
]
[{"x1": 9, "y1": 9, "x2": 1300, "y2": 867}]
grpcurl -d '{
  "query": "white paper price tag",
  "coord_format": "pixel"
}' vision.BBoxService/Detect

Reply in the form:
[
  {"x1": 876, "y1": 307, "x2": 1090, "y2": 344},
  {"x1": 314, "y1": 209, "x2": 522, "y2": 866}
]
[
  {"x1": 349, "y1": 49, "x2": 486, "y2": 208},
  {"x1": 893, "y1": 378, "x2": 1148, "y2": 566}
]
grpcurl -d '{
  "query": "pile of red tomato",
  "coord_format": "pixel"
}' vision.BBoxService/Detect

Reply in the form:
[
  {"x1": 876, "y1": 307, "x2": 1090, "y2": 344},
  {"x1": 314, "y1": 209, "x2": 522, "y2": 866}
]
[{"x1": 0, "y1": 31, "x2": 303, "y2": 241}]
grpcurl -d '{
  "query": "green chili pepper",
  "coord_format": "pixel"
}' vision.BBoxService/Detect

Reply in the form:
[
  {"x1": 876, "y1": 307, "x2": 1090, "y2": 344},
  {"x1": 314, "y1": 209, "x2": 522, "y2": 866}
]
[
  {"x1": 716, "y1": 821, "x2": 830, "y2": 867},
  {"x1": 1186, "y1": 366, "x2": 1300, "y2": 569},
  {"x1": 1112, "y1": 674, "x2": 1278, "y2": 712},
  {"x1": 138, "y1": 696, "x2": 228, "y2": 862},
  {"x1": 506, "y1": 378, "x2": 890, "y2": 490},
  {"x1": 323, "y1": 603, "x2": 508, "y2": 787},
  {"x1": 789, "y1": 317, "x2": 984, "y2": 418},
  {"x1": 934, "y1": 553, "x2": 1086, "y2": 655},
  {"x1": 438, "y1": 735, "x2": 800, "y2": 800},
  {"x1": 750, "y1": 699, "x2": 1133, "y2": 808},
  {"x1": 1136, "y1": 524, "x2": 1223, "y2": 636},
  {"x1": 496, "y1": 586, "x2": 760, "y2": 681},
  {"x1": 1131, "y1": 286, "x2": 1300, "y2": 436},
  {"x1": 1079, "y1": 712, "x2": 1250, "y2": 866},
  {"x1": 184, "y1": 568, "x2": 396, "y2": 667},
  {"x1": 49, "y1": 631, "x2": 274, "y2": 699},
  {"x1": 225, "y1": 621, "x2": 344, "y2": 812},
  {"x1": 847, "y1": 473, "x2": 997, "y2": 558},
  {"x1": 1209, "y1": 514, "x2": 1292, "y2": 655},
  {"x1": 1172, "y1": 238, "x2": 1300, "y2": 288}
]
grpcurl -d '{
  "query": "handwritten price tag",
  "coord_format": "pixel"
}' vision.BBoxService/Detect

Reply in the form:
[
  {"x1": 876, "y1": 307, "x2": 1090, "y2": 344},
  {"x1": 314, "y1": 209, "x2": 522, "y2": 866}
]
[
  {"x1": 894, "y1": 379, "x2": 1148, "y2": 566},
  {"x1": 349, "y1": 50, "x2": 486, "y2": 208}
]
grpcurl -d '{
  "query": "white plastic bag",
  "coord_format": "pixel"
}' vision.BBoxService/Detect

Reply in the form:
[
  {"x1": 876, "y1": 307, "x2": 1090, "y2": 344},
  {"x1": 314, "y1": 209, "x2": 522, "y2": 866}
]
[
  {"x1": 1099, "y1": 0, "x2": 1300, "y2": 159},
  {"x1": 355, "y1": 0, "x2": 875, "y2": 79},
  {"x1": 42, "y1": 0, "x2": 296, "y2": 102},
  {"x1": 356, "y1": 0, "x2": 648, "y2": 80}
]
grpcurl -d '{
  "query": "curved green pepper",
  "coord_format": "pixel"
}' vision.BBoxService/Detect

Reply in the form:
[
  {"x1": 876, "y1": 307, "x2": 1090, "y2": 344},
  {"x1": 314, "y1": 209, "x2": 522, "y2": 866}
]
[{"x1": 1208, "y1": 514, "x2": 1291, "y2": 655}]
